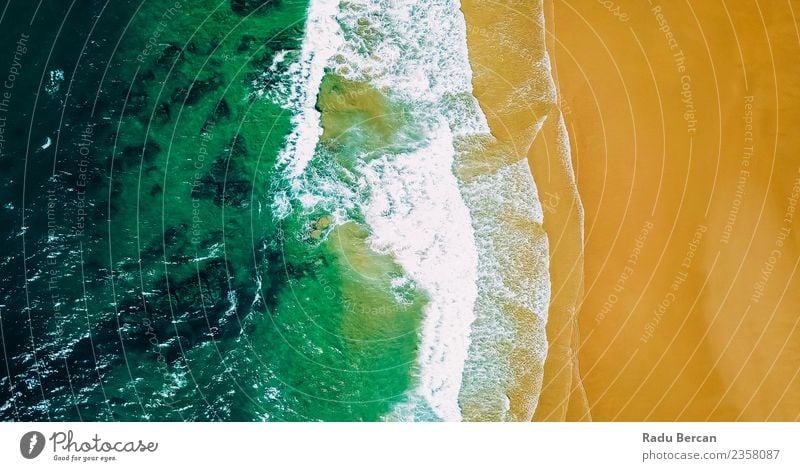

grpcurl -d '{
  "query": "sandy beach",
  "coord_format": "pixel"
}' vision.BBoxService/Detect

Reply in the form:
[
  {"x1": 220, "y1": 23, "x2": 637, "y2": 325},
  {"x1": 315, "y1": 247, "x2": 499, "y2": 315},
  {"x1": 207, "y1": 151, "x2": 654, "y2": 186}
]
[
  {"x1": 547, "y1": 0, "x2": 800, "y2": 421},
  {"x1": 463, "y1": 0, "x2": 800, "y2": 420}
]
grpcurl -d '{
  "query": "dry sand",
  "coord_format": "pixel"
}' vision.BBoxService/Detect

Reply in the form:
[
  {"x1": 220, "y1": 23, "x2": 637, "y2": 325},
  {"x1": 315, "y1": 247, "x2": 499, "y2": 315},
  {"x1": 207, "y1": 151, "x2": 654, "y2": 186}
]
[
  {"x1": 463, "y1": 0, "x2": 800, "y2": 420},
  {"x1": 547, "y1": 0, "x2": 800, "y2": 420}
]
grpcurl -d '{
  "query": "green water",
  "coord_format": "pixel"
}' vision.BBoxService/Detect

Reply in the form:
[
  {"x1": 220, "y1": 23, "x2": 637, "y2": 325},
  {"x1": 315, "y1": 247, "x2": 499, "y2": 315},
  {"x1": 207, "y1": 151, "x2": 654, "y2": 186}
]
[{"x1": 0, "y1": 0, "x2": 426, "y2": 421}]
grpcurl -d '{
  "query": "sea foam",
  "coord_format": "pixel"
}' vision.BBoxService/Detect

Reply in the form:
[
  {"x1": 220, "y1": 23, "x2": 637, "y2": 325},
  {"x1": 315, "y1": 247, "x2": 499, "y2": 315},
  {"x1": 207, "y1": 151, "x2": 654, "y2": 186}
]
[
  {"x1": 333, "y1": 0, "x2": 493, "y2": 421},
  {"x1": 360, "y1": 126, "x2": 478, "y2": 421},
  {"x1": 271, "y1": 0, "x2": 552, "y2": 421},
  {"x1": 274, "y1": 0, "x2": 343, "y2": 181}
]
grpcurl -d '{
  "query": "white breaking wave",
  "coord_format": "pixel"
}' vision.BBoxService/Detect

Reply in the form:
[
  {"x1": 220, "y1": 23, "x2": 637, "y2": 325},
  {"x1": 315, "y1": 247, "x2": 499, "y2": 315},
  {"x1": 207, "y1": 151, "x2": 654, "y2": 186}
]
[
  {"x1": 274, "y1": 0, "x2": 344, "y2": 182},
  {"x1": 331, "y1": 0, "x2": 487, "y2": 421},
  {"x1": 272, "y1": 0, "x2": 486, "y2": 421},
  {"x1": 360, "y1": 125, "x2": 478, "y2": 421},
  {"x1": 331, "y1": 0, "x2": 490, "y2": 135},
  {"x1": 271, "y1": 0, "x2": 552, "y2": 421}
]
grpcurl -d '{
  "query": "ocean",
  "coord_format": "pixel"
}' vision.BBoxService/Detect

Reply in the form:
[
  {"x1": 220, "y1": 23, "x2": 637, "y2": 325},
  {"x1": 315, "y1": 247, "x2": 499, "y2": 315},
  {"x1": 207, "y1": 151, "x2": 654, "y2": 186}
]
[{"x1": 0, "y1": 0, "x2": 553, "y2": 421}]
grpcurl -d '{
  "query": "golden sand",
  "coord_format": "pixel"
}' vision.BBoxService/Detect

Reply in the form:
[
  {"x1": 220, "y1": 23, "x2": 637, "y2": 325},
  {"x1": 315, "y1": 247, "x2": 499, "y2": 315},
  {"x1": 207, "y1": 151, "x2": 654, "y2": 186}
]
[
  {"x1": 546, "y1": 0, "x2": 800, "y2": 421},
  {"x1": 463, "y1": 0, "x2": 800, "y2": 420}
]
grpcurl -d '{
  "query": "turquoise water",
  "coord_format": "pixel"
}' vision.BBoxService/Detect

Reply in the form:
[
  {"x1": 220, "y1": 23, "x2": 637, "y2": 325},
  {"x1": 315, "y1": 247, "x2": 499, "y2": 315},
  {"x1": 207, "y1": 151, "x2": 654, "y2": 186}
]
[
  {"x1": 0, "y1": 0, "x2": 553, "y2": 422},
  {"x1": 0, "y1": 0, "x2": 429, "y2": 421}
]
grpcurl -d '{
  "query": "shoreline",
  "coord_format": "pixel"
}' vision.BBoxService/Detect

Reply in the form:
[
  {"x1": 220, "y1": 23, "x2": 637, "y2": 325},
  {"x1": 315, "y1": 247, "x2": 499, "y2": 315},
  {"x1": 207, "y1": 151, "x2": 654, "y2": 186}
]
[{"x1": 460, "y1": 0, "x2": 588, "y2": 421}]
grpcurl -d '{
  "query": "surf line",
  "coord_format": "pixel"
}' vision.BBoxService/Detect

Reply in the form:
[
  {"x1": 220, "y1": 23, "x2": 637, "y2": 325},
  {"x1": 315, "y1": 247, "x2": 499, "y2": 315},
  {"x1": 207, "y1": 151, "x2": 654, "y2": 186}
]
[
  {"x1": 275, "y1": 0, "x2": 342, "y2": 184},
  {"x1": 282, "y1": 0, "x2": 483, "y2": 421}
]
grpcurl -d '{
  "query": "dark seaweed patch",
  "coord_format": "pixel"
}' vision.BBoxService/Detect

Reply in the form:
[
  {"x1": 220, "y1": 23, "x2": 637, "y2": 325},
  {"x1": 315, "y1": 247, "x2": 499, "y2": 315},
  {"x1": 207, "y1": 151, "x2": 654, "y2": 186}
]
[
  {"x1": 156, "y1": 43, "x2": 185, "y2": 67},
  {"x1": 171, "y1": 76, "x2": 223, "y2": 107},
  {"x1": 154, "y1": 102, "x2": 171, "y2": 124},
  {"x1": 230, "y1": 0, "x2": 281, "y2": 16}
]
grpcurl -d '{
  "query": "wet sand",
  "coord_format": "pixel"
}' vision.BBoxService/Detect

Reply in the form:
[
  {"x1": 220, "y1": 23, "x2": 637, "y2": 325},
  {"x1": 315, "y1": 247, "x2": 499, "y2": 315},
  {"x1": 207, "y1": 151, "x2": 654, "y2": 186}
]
[
  {"x1": 460, "y1": 0, "x2": 588, "y2": 420},
  {"x1": 463, "y1": 0, "x2": 800, "y2": 421},
  {"x1": 545, "y1": 0, "x2": 800, "y2": 420}
]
